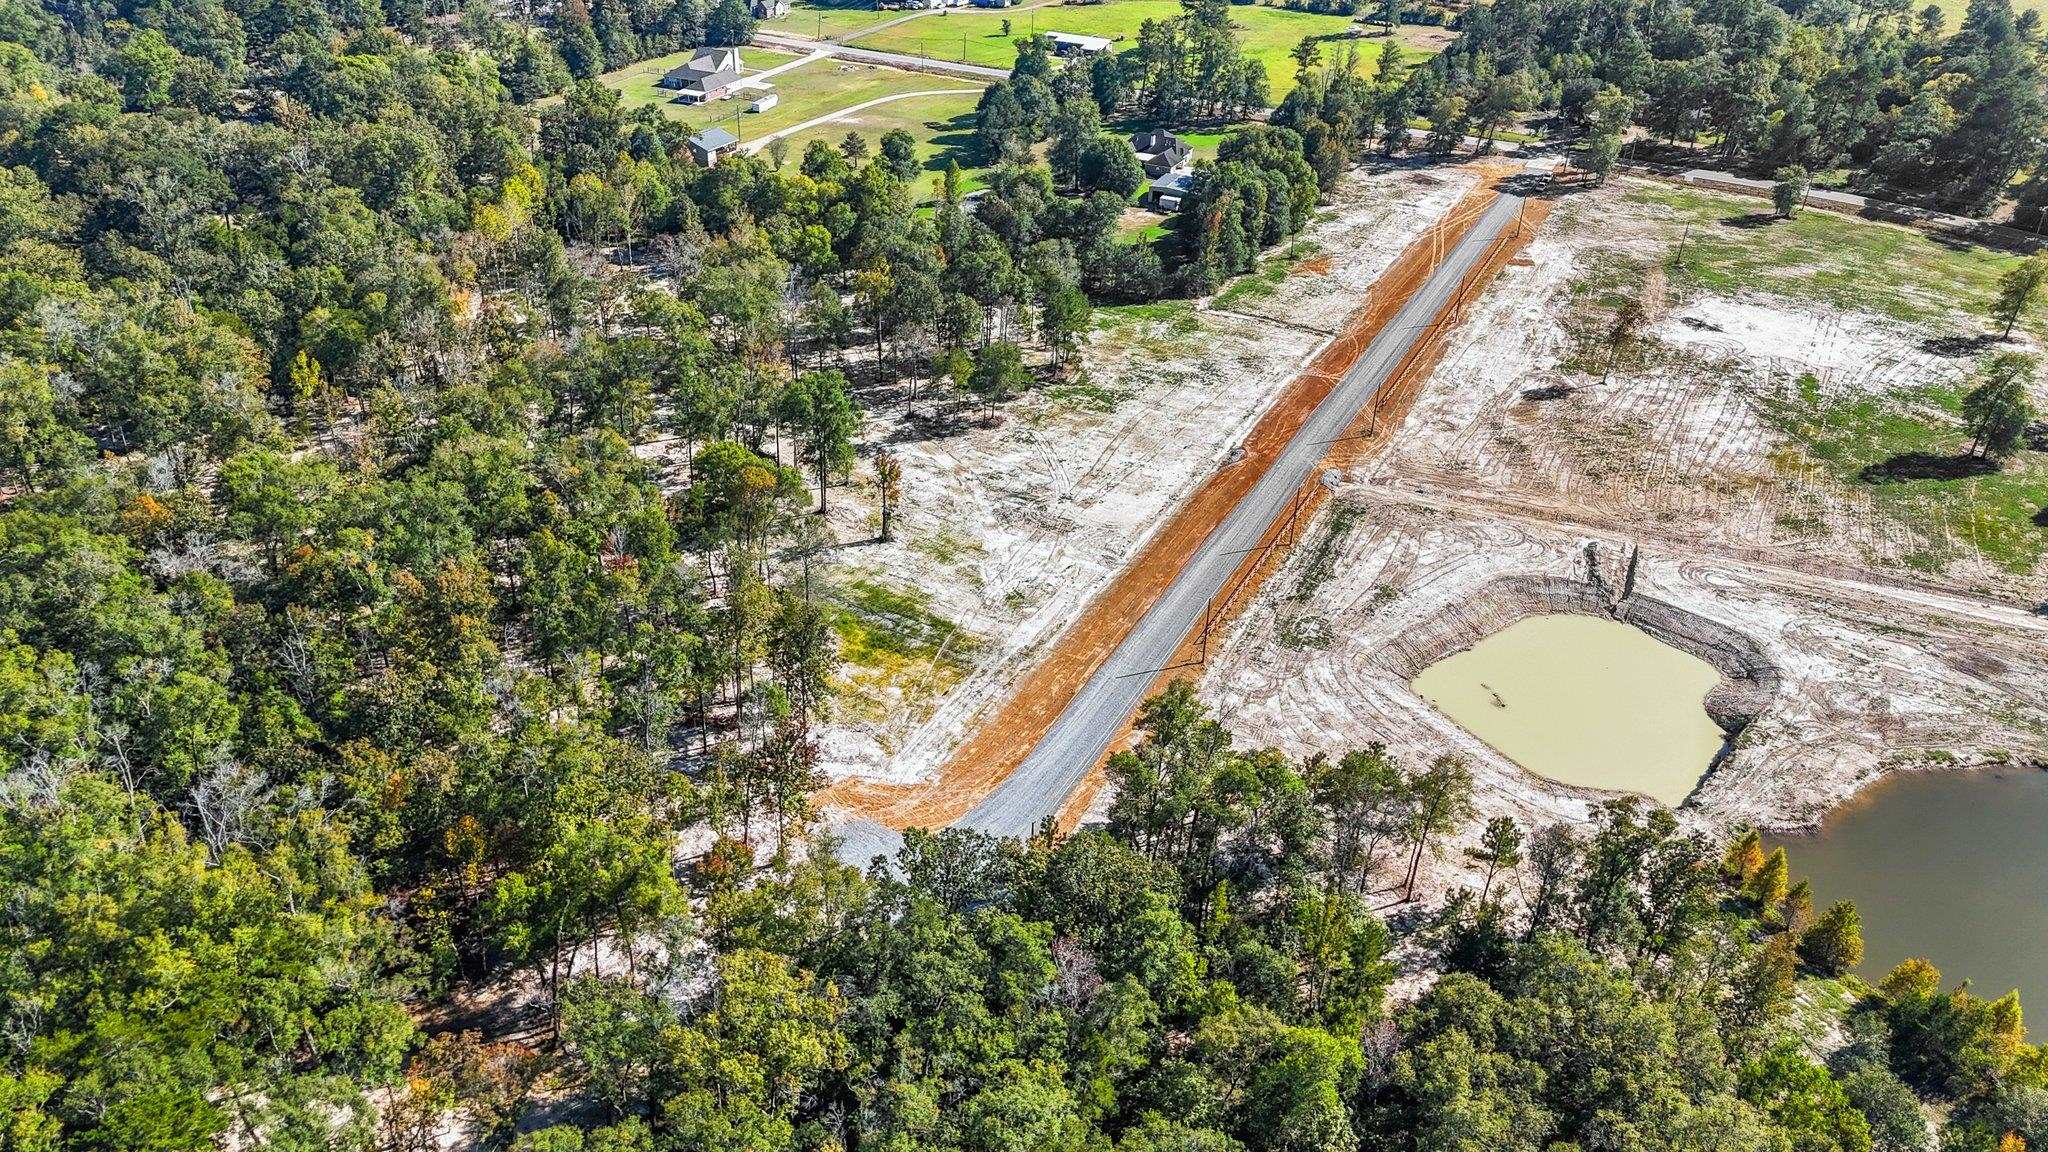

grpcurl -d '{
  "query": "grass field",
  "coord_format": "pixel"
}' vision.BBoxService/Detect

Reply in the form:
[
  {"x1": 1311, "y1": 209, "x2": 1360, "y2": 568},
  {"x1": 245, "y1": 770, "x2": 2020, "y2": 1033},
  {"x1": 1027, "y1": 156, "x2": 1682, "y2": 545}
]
[
  {"x1": 768, "y1": 88, "x2": 988, "y2": 192},
  {"x1": 1756, "y1": 373, "x2": 2048, "y2": 575},
  {"x1": 1630, "y1": 185, "x2": 2045, "y2": 338},
  {"x1": 600, "y1": 49, "x2": 987, "y2": 156},
  {"x1": 1925, "y1": 0, "x2": 2048, "y2": 27},
  {"x1": 760, "y1": 0, "x2": 907, "y2": 38},
  {"x1": 854, "y1": 0, "x2": 1371, "y2": 98}
]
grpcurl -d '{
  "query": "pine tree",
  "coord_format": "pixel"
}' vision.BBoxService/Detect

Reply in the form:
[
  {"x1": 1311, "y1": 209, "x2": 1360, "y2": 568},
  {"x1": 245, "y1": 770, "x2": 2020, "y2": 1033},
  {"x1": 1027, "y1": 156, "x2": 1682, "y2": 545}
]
[
  {"x1": 1400, "y1": 756, "x2": 1475, "y2": 901},
  {"x1": 1962, "y1": 352, "x2": 2036, "y2": 458},
  {"x1": 1723, "y1": 828, "x2": 1765, "y2": 883},
  {"x1": 1464, "y1": 816, "x2": 1524, "y2": 903},
  {"x1": 873, "y1": 450, "x2": 902, "y2": 542},
  {"x1": 1781, "y1": 878, "x2": 1815, "y2": 935},
  {"x1": 1771, "y1": 165, "x2": 1809, "y2": 218},
  {"x1": 1745, "y1": 846, "x2": 1790, "y2": 908},
  {"x1": 1992, "y1": 253, "x2": 2048, "y2": 339}
]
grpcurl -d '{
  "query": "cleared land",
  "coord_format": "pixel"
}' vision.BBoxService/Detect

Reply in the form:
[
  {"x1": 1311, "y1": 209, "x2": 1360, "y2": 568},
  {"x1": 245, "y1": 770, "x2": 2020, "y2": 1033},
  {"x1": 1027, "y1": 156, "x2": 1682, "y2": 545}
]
[
  {"x1": 600, "y1": 49, "x2": 985, "y2": 154},
  {"x1": 762, "y1": 87, "x2": 984, "y2": 188},
  {"x1": 853, "y1": 0, "x2": 1375, "y2": 97},
  {"x1": 759, "y1": 165, "x2": 1485, "y2": 818},
  {"x1": 606, "y1": 47, "x2": 804, "y2": 118},
  {"x1": 941, "y1": 186, "x2": 1529, "y2": 845},
  {"x1": 1392, "y1": 182, "x2": 2048, "y2": 598},
  {"x1": 1174, "y1": 174, "x2": 2048, "y2": 902}
]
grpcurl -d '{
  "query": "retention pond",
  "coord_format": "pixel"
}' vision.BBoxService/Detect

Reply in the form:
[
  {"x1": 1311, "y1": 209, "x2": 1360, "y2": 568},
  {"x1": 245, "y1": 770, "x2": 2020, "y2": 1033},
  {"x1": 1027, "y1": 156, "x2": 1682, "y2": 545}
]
[
  {"x1": 1779, "y1": 767, "x2": 2048, "y2": 1006},
  {"x1": 1410, "y1": 613, "x2": 1726, "y2": 806}
]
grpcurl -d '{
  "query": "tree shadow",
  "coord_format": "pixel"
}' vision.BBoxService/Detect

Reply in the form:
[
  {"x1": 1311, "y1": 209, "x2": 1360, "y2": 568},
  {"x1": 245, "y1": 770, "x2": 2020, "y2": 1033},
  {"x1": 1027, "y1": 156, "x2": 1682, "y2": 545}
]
[
  {"x1": 882, "y1": 402, "x2": 981, "y2": 445},
  {"x1": 1921, "y1": 332, "x2": 2001, "y2": 358},
  {"x1": 920, "y1": 111, "x2": 981, "y2": 178},
  {"x1": 1858, "y1": 452, "x2": 1999, "y2": 483},
  {"x1": 1720, "y1": 212, "x2": 1780, "y2": 229}
]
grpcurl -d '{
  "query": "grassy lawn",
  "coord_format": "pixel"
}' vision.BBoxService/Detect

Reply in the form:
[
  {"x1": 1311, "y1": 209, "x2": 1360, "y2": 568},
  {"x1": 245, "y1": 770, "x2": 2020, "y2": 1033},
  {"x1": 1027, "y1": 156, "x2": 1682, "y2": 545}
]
[
  {"x1": 1211, "y1": 239, "x2": 1321, "y2": 307},
  {"x1": 1629, "y1": 185, "x2": 2043, "y2": 339},
  {"x1": 760, "y1": 0, "x2": 906, "y2": 38},
  {"x1": 606, "y1": 46, "x2": 804, "y2": 116},
  {"x1": 768, "y1": 88, "x2": 990, "y2": 196},
  {"x1": 1924, "y1": 0, "x2": 2048, "y2": 27},
  {"x1": 602, "y1": 51, "x2": 985, "y2": 149},
  {"x1": 855, "y1": 0, "x2": 1371, "y2": 99}
]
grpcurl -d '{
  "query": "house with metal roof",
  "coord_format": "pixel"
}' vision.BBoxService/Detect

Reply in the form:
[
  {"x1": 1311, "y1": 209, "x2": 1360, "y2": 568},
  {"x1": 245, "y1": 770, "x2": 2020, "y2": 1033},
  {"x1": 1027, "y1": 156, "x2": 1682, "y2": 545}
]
[
  {"x1": 1130, "y1": 130, "x2": 1192, "y2": 178},
  {"x1": 688, "y1": 126, "x2": 742, "y2": 167},
  {"x1": 1043, "y1": 31, "x2": 1113, "y2": 56},
  {"x1": 1144, "y1": 166, "x2": 1196, "y2": 212}
]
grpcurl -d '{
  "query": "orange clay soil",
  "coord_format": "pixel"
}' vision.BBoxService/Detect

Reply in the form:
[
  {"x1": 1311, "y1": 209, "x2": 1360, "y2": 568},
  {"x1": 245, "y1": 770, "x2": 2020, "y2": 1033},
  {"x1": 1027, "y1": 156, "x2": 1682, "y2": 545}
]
[
  {"x1": 819, "y1": 164, "x2": 1543, "y2": 832},
  {"x1": 1053, "y1": 191, "x2": 1555, "y2": 829}
]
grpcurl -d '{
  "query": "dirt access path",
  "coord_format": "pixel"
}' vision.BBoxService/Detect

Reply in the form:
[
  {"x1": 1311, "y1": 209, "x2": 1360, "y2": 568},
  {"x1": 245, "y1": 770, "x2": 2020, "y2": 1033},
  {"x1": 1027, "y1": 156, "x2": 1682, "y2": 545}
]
[{"x1": 821, "y1": 162, "x2": 1544, "y2": 838}]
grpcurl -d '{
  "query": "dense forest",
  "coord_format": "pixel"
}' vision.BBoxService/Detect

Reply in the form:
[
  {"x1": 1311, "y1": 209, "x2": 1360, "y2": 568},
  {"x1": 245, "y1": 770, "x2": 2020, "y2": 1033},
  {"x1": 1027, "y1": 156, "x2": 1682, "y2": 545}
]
[
  {"x1": 0, "y1": 0, "x2": 2045, "y2": 1142},
  {"x1": 1273, "y1": 0, "x2": 2048, "y2": 216}
]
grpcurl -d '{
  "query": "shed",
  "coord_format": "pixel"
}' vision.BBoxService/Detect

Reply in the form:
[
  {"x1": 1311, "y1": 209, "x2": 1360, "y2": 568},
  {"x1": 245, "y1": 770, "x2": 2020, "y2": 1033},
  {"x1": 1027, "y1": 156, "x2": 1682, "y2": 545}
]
[
  {"x1": 689, "y1": 126, "x2": 742, "y2": 167},
  {"x1": 1043, "y1": 30, "x2": 1113, "y2": 55}
]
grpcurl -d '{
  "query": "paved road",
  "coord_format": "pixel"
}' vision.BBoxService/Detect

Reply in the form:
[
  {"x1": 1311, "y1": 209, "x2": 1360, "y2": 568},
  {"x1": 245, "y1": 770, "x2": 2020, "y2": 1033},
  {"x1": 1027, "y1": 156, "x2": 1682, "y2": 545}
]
[
  {"x1": 952, "y1": 190, "x2": 1527, "y2": 839},
  {"x1": 830, "y1": 190, "x2": 1528, "y2": 865},
  {"x1": 752, "y1": 30, "x2": 1011, "y2": 80}
]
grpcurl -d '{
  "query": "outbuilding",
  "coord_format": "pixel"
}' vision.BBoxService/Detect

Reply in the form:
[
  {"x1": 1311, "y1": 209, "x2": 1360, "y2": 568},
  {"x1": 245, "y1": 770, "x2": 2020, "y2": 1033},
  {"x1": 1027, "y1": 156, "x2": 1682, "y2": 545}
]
[
  {"x1": 1043, "y1": 30, "x2": 1113, "y2": 56},
  {"x1": 1144, "y1": 166, "x2": 1195, "y2": 212},
  {"x1": 688, "y1": 126, "x2": 742, "y2": 167}
]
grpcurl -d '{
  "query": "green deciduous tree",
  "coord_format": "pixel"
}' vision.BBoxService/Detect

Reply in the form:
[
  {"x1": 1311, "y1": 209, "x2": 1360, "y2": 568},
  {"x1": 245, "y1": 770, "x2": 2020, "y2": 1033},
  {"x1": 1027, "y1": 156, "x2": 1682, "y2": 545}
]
[{"x1": 1801, "y1": 900, "x2": 1866, "y2": 976}]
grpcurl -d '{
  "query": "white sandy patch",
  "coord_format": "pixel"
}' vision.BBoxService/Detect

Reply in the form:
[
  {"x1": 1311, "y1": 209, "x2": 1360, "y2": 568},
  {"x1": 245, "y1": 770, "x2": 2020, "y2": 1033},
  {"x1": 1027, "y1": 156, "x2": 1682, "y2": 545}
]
[{"x1": 805, "y1": 163, "x2": 1490, "y2": 786}]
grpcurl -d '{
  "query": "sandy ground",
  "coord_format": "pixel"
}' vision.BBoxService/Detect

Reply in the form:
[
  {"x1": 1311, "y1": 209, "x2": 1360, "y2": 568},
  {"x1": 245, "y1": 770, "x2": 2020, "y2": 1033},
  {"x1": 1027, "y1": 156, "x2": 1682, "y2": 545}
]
[
  {"x1": 1179, "y1": 175, "x2": 2048, "y2": 904},
  {"x1": 808, "y1": 162, "x2": 1483, "y2": 792},
  {"x1": 1377, "y1": 186, "x2": 2048, "y2": 604}
]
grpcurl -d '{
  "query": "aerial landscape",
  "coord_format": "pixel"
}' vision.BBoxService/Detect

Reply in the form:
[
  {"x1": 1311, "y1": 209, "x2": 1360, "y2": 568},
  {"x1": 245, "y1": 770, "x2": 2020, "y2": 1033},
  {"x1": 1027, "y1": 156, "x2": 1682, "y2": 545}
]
[{"x1": 3, "y1": 0, "x2": 2048, "y2": 1145}]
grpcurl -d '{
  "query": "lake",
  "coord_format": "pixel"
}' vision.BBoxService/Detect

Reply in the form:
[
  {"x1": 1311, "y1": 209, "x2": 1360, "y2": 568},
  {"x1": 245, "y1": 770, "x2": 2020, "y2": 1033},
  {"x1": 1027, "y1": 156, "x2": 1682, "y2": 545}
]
[
  {"x1": 1410, "y1": 613, "x2": 1727, "y2": 806},
  {"x1": 1779, "y1": 767, "x2": 2048, "y2": 1006}
]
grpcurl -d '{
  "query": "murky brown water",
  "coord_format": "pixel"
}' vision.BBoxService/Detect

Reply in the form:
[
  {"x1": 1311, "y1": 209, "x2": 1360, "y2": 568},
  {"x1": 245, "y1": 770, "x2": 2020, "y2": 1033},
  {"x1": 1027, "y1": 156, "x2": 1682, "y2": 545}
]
[
  {"x1": 1779, "y1": 768, "x2": 2048, "y2": 1005},
  {"x1": 1411, "y1": 614, "x2": 1725, "y2": 806}
]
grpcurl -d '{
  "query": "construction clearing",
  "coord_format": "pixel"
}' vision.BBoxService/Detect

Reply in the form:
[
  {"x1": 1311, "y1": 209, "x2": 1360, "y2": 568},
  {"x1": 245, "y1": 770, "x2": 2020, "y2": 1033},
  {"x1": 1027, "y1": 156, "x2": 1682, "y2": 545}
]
[
  {"x1": 1183, "y1": 174, "x2": 2048, "y2": 898},
  {"x1": 803, "y1": 159, "x2": 2048, "y2": 908},
  {"x1": 808, "y1": 164, "x2": 1485, "y2": 812}
]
